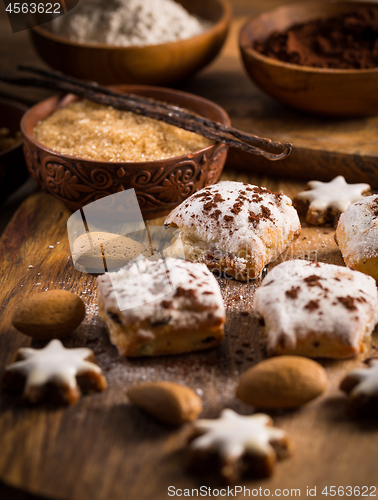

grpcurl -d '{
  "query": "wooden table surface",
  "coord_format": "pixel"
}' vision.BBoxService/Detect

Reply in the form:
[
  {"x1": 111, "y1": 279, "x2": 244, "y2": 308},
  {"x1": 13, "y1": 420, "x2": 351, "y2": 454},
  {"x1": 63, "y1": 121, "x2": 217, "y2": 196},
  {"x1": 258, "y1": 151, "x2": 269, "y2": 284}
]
[{"x1": 1, "y1": 2, "x2": 378, "y2": 500}]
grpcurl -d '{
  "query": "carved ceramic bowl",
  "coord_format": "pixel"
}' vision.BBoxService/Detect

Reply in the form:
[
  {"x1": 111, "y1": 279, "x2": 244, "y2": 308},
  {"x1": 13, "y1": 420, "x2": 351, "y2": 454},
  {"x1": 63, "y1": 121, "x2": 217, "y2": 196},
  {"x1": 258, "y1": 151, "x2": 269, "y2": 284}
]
[{"x1": 21, "y1": 85, "x2": 230, "y2": 219}]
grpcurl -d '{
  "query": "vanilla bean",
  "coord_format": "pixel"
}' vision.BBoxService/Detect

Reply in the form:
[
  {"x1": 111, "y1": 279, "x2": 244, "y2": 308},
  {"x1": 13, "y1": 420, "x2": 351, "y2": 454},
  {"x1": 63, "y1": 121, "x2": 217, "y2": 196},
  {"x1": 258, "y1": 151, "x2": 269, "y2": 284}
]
[{"x1": 0, "y1": 67, "x2": 292, "y2": 160}]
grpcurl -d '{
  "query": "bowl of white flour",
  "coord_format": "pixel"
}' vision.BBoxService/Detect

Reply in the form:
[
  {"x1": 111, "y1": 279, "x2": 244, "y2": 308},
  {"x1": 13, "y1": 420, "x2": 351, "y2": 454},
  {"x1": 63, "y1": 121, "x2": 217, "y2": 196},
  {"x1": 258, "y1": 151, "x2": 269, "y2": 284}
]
[{"x1": 30, "y1": 0, "x2": 232, "y2": 85}]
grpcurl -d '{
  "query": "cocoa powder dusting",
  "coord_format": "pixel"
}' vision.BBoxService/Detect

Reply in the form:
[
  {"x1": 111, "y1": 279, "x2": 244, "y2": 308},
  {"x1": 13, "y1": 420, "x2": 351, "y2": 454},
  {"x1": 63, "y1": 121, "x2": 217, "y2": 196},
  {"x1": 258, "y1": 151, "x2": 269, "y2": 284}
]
[
  {"x1": 286, "y1": 286, "x2": 301, "y2": 299},
  {"x1": 248, "y1": 205, "x2": 274, "y2": 228},
  {"x1": 304, "y1": 275, "x2": 323, "y2": 288},
  {"x1": 304, "y1": 300, "x2": 320, "y2": 311},
  {"x1": 210, "y1": 209, "x2": 222, "y2": 219},
  {"x1": 254, "y1": 7, "x2": 378, "y2": 69},
  {"x1": 174, "y1": 287, "x2": 197, "y2": 299},
  {"x1": 371, "y1": 198, "x2": 378, "y2": 218},
  {"x1": 337, "y1": 296, "x2": 357, "y2": 311}
]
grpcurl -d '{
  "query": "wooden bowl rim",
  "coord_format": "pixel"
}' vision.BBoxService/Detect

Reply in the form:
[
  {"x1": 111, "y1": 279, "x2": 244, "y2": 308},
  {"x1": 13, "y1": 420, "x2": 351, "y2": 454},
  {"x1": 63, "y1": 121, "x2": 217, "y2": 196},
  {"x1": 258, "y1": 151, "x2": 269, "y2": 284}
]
[
  {"x1": 20, "y1": 84, "x2": 231, "y2": 166},
  {"x1": 239, "y1": 0, "x2": 378, "y2": 75},
  {"x1": 31, "y1": 0, "x2": 232, "y2": 50},
  {"x1": 0, "y1": 98, "x2": 28, "y2": 157}
]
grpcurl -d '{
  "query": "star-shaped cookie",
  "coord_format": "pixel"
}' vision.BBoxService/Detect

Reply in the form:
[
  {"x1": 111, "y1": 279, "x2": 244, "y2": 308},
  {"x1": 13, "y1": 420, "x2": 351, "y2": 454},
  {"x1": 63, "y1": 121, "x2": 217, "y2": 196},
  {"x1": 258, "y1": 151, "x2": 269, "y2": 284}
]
[
  {"x1": 340, "y1": 358, "x2": 378, "y2": 415},
  {"x1": 2, "y1": 339, "x2": 107, "y2": 405},
  {"x1": 293, "y1": 175, "x2": 370, "y2": 226},
  {"x1": 188, "y1": 409, "x2": 292, "y2": 483}
]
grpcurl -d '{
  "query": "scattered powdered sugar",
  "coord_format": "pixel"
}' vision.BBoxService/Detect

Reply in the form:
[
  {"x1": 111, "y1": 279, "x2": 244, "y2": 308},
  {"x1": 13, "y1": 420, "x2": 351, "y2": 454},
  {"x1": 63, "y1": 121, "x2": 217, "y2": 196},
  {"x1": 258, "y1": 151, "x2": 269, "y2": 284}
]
[{"x1": 51, "y1": 0, "x2": 212, "y2": 46}]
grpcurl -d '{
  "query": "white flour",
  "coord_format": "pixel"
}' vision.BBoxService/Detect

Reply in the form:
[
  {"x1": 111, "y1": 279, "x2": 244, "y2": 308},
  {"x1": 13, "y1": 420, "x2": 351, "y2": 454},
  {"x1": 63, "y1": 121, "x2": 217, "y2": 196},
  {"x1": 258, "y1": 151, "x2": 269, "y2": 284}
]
[{"x1": 52, "y1": 0, "x2": 211, "y2": 46}]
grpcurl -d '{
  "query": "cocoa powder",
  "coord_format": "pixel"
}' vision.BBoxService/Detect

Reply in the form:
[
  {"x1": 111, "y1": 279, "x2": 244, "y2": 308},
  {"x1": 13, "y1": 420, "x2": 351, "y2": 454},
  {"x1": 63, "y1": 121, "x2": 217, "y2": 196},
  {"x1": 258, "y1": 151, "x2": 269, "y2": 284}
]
[{"x1": 254, "y1": 6, "x2": 378, "y2": 69}]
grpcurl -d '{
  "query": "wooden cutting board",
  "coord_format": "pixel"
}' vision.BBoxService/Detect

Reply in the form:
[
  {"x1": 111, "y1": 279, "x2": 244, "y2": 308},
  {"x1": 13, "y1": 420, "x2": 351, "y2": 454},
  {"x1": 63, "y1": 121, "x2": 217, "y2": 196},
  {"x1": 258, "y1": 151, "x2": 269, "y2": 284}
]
[{"x1": 1, "y1": 170, "x2": 378, "y2": 500}]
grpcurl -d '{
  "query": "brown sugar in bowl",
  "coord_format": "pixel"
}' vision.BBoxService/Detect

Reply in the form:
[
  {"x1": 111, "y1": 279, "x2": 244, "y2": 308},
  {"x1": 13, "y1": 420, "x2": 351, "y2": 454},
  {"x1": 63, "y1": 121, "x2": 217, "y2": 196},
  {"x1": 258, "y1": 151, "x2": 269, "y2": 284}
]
[
  {"x1": 20, "y1": 85, "x2": 230, "y2": 219},
  {"x1": 29, "y1": 0, "x2": 232, "y2": 86},
  {"x1": 239, "y1": 0, "x2": 378, "y2": 117}
]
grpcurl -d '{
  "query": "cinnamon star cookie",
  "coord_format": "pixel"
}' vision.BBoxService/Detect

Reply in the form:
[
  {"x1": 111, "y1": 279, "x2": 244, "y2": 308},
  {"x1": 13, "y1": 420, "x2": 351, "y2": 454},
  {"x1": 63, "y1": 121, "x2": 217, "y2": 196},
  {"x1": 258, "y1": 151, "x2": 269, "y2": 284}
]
[
  {"x1": 188, "y1": 409, "x2": 292, "y2": 483},
  {"x1": 254, "y1": 260, "x2": 378, "y2": 358},
  {"x1": 2, "y1": 339, "x2": 107, "y2": 405},
  {"x1": 164, "y1": 181, "x2": 301, "y2": 281},
  {"x1": 293, "y1": 175, "x2": 370, "y2": 226},
  {"x1": 341, "y1": 358, "x2": 378, "y2": 415}
]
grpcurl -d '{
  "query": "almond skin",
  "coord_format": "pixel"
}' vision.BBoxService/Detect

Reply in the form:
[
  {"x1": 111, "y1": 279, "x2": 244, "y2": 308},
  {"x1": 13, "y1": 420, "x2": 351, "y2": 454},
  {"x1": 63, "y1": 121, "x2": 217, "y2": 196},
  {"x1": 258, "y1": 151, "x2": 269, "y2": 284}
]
[
  {"x1": 236, "y1": 356, "x2": 327, "y2": 409},
  {"x1": 127, "y1": 381, "x2": 203, "y2": 425},
  {"x1": 12, "y1": 291, "x2": 86, "y2": 339}
]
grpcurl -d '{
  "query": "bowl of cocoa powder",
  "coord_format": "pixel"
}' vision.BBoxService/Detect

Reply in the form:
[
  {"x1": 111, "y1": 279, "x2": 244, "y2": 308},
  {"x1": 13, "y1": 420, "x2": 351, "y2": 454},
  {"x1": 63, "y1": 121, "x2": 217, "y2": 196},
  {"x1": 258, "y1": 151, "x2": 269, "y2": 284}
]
[{"x1": 239, "y1": 1, "x2": 378, "y2": 116}]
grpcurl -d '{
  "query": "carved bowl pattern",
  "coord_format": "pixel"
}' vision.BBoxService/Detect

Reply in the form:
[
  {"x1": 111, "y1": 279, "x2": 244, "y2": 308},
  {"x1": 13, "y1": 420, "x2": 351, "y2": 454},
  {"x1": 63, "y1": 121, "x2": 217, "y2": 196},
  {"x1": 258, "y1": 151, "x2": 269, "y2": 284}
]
[{"x1": 21, "y1": 85, "x2": 230, "y2": 219}]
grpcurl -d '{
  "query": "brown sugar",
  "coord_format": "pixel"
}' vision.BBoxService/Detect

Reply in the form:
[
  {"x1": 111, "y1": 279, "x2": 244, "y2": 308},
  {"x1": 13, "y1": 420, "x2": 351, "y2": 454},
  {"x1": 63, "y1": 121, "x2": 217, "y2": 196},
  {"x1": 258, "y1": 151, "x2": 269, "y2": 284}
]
[
  {"x1": 254, "y1": 6, "x2": 378, "y2": 69},
  {"x1": 33, "y1": 99, "x2": 213, "y2": 162}
]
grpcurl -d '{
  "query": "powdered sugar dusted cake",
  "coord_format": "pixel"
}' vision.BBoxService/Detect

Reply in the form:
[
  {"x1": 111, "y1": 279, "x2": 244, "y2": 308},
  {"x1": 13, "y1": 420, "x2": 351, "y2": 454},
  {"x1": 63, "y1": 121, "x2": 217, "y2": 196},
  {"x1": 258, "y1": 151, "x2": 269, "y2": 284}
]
[
  {"x1": 164, "y1": 181, "x2": 301, "y2": 281},
  {"x1": 254, "y1": 260, "x2": 378, "y2": 359},
  {"x1": 336, "y1": 195, "x2": 378, "y2": 281},
  {"x1": 97, "y1": 257, "x2": 225, "y2": 356}
]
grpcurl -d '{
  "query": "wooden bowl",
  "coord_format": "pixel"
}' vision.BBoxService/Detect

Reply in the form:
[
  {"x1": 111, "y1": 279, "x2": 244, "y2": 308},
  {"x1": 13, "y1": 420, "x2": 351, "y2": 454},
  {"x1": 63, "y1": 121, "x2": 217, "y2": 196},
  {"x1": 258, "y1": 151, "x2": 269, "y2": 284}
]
[
  {"x1": 239, "y1": 1, "x2": 378, "y2": 117},
  {"x1": 30, "y1": 0, "x2": 232, "y2": 86},
  {"x1": 21, "y1": 85, "x2": 230, "y2": 219},
  {"x1": 0, "y1": 99, "x2": 29, "y2": 204}
]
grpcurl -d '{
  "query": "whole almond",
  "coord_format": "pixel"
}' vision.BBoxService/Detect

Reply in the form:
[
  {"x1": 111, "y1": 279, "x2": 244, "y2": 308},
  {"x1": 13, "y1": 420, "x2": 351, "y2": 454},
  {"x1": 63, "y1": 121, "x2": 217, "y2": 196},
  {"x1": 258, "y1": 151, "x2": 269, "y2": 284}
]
[
  {"x1": 12, "y1": 290, "x2": 86, "y2": 339},
  {"x1": 236, "y1": 356, "x2": 327, "y2": 408},
  {"x1": 127, "y1": 381, "x2": 203, "y2": 425}
]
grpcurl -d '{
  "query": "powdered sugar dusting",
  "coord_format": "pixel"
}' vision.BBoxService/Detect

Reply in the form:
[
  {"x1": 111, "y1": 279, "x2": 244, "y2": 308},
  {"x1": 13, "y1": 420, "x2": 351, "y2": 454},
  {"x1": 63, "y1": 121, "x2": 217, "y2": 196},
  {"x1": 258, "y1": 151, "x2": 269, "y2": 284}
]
[
  {"x1": 165, "y1": 181, "x2": 301, "y2": 279},
  {"x1": 337, "y1": 194, "x2": 378, "y2": 264},
  {"x1": 97, "y1": 257, "x2": 224, "y2": 332},
  {"x1": 255, "y1": 259, "x2": 378, "y2": 357}
]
